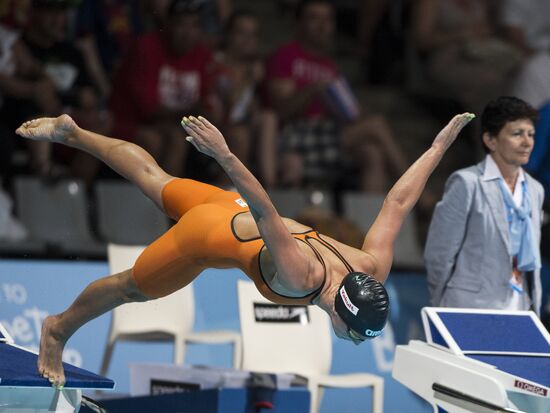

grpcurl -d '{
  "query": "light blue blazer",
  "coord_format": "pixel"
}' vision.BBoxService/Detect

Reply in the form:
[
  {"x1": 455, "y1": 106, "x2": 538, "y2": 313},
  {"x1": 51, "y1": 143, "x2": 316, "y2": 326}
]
[{"x1": 425, "y1": 159, "x2": 545, "y2": 314}]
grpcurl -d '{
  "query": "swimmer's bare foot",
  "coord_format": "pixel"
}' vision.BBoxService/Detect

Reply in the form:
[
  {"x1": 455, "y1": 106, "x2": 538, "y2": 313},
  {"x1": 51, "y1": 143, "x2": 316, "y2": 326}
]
[
  {"x1": 15, "y1": 114, "x2": 77, "y2": 145},
  {"x1": 432, "y1": 112, "x2": 475, "y2": 152},
  {"x1": 38, "y1": 315, "x2": 67, "y2": 389}
]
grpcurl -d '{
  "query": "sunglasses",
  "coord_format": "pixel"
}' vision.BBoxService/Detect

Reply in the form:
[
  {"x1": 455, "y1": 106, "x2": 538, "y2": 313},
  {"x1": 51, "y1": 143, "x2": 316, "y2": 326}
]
[{"x1": 347, "y1": 327, "x2": 366, "y2": 345}]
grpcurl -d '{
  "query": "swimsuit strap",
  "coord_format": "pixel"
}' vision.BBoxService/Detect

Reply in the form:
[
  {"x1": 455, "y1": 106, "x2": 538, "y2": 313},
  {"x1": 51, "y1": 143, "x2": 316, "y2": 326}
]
[
  {"x1": 299, "y1": 231, "x2": 355, "y2": 304},
  {"x1": 256, "y1": 231, "x2": 327, "y2": 303},
  {"x1": 256, "y1": 229, "x2": 354, "y2": 304},
  {"x1": 299, "y1": 234, "x2": 327, "y2": 304},
  {"x1": 307, "y1": 232, "x2": 355, "y2": 273}
]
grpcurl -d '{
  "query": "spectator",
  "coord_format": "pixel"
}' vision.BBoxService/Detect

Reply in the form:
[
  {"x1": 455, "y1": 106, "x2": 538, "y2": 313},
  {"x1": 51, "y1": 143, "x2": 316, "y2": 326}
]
[
  {"x1": 412, "y1": 0, "x2": 522, "y2": 113},
  {"x1": 0, "y1": 0, "x2": 32, "y2": 29},
  {"x1": 139, "y1": 0, "x2": 172, "y2": 32},
  {"x1": 266, "y1": 0, "x2": 408, "y2": 191},
  {"x1": 200, "y1": 0, "x2": 233, "y2": 47},
  {"x1": 213, "y1": 10, "x2": 279, "y2": 187},
  {"x1": 501, "y1": 0, "x2": 550, "y2": 109},
  {"x1": 140, "y1": 0, "x2": 232, "y2": 47},
  {"x1": 425, "y1": 97, "x2": 544, "y2": 314},
  {"x1": 338, "y1": 0, "x2": 407, "y2": 84},
  {"x1": 110, "y1": 0, "x2": 218, "y2": 177},
  {"x1": 74, "y1": 0, "x2": 146, "y2": 99},
  {"x1": 354, "y1": 0, "x2": 392, "y2": 60},
  {"x1": 6, "y1": 0, "x2": 108, "y2": 183},
  {"x1": 0, "y1": 22, "x2": 51, "y2": 178}
]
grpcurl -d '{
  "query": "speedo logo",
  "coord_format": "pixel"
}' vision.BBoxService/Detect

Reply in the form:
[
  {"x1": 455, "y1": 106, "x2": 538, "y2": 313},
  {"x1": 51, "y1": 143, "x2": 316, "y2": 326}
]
[
  {"x1": 339, "y1": 286, "x2": 359, "y2": 315},
  {"x1": 235, "y1": 198, "x2": 248, "y2": 207},
  {"x1": 365, "y1": 329, "x2": 382, "y2": 337},
  {"x1": 253, "y1": 303, "x2": 309, "y2": 323},
  {"x1": 514, "y1": 379, "x2": 548, "y2": 396}
]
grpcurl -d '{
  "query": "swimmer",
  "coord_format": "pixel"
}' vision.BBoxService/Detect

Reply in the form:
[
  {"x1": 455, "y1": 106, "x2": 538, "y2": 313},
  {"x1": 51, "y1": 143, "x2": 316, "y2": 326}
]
[{"x1": 16, "y1": 112, "x2": 474, "y2": 387}]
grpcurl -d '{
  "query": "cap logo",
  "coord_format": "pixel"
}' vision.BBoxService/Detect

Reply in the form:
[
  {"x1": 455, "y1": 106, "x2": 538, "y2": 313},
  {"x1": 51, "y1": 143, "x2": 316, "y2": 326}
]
[
  {"x1": 365, "y1": 328, "x2": 382, "y2": 337},
  {"x1": 339, "y1": 285, "x2": 358, "y2": 315}
]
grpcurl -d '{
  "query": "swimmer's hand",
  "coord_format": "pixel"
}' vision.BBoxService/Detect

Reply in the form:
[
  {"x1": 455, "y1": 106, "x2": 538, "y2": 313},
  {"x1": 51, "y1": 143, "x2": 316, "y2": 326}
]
[
  {"x1": 181, "y1": 116, "x2": 231, "y2": 160},
  {"x1": 432, "y1": 112, "x2": 475, "y2": 153}
]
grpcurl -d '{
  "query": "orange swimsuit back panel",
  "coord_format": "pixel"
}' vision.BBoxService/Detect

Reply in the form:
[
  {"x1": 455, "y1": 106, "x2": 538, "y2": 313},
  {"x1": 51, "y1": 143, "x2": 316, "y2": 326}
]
[{"x1": 131, "y1": 179, "x2": 320, "y2": 305}]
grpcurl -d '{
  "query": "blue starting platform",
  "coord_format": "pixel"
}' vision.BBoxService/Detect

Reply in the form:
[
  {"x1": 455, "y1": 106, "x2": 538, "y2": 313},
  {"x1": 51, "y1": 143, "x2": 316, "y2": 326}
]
[
  {"x1": 0, "y1": 323, "x2": 114, "y2": 412},
  {"x1": 393, "y1": 308, "x2": 550, "y2": 413}
]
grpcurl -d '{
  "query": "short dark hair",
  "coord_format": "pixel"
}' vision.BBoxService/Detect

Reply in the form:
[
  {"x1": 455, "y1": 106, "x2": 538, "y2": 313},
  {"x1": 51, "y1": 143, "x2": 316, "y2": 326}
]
[
  {"x1": 480, "y1": 96, "x2": 539, "y2": 153},
  {"x1": 295, "y1": 0, "x2": 334, "y2": 19},
  {"x1": 168, "y1": 0, "x2": 202, "y2": 17}
]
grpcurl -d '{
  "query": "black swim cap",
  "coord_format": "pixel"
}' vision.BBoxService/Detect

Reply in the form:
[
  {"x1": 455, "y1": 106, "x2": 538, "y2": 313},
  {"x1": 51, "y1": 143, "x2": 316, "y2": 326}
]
[{"x1": 334, "y1": 272, "x2": 389, "y2": 339}]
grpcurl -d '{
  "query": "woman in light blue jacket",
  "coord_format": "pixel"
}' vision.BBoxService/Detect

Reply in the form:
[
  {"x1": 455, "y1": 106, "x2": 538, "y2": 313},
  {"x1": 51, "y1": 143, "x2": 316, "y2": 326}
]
[{"x1": 425, "y1": 96, "x2": 545, "y2": 314}]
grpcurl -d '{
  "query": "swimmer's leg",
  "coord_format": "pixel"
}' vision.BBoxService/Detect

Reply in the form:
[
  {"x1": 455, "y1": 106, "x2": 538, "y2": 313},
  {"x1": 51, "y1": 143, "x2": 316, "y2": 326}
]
[
  {"x1": 15, "y1": 115, "x2": 173, "y2": 211},
  {"x1": 38, "y1": 269, "x2": 148, "y2": 388}
]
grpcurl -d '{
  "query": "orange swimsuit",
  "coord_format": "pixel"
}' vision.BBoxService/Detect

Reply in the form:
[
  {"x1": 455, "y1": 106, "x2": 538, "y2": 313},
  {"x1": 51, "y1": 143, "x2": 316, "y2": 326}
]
[{"x1": 132, "y1": 179, "x2": 351, "y2": 305}]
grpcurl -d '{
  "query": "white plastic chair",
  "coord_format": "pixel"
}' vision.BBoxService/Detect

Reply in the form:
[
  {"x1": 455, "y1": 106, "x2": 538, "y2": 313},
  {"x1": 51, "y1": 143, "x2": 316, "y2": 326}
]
[
  {"x1": 14, "y1": 177, "x2": 105, "y2": 256},
  {"x1": 237, "y1": 280, "x2": 383, "y2": 413},
  {"x1": 343, "y1": 192, "x2": 424, "y2": 269},
  {"x1": 100, "y1": 244, "x2": 242, "y2": 377}
]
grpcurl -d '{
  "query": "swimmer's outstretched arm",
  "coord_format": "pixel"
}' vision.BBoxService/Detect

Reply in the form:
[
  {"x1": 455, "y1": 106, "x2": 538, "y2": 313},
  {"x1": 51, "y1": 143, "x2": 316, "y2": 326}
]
[
  {"x1": 361, "y1": 113, "x2": 475, "y2": 282},
  {"x1": 182, "y1": 116, "x2": 322, "y2": 291}
]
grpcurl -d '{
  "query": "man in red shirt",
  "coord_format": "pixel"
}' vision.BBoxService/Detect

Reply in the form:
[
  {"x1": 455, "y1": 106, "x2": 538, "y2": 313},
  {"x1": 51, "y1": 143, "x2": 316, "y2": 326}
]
[
  {"x1": 110, "y1": 0, "x2": 218, "y2": 177},
  {"x1": 266, "y1": 0, "x2": 408, "y2": 191}
]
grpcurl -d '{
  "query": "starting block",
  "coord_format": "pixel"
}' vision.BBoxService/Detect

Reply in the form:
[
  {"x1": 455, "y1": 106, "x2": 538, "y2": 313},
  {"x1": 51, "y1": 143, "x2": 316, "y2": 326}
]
[
  {"x1": 393, "y1": 308, "x2": 550, "y2": 413},
  {"x1": 0, "y1": 323, "x2": 114, "y2": 412}
]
